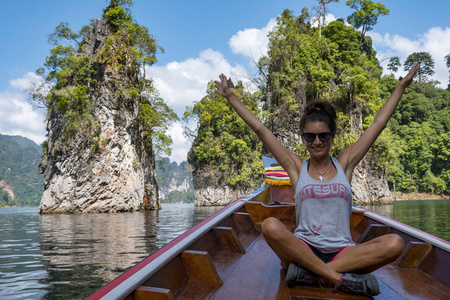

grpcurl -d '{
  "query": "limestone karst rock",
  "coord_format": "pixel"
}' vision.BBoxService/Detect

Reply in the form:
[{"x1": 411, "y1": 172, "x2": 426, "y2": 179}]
[{"x1": 38, "y1": 19, "x2": 159, "y2": 213}]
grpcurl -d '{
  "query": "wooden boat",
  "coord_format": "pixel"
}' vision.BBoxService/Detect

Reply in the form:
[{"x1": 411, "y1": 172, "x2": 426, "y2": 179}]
[{"x1": 88, "y1": 185, "x2": 450, "y2": 299}]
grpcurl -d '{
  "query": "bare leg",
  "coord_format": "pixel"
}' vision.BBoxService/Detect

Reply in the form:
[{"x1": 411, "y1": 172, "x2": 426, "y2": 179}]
[
  {"x1": 261, "y1": 217, "x2": 341, "y2": 284},
  {"x1": 327, "y1": 234, "x2": 405, "y2": 274},
  {"x1": 262, "y1": 217, "x2": 405, "y2": 284}
]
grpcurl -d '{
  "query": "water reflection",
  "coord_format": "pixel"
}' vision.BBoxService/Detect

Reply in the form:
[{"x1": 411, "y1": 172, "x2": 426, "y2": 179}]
[
  {"x1": 39, "y1": 209, "x2": 159, "y2": 299},
  {"x1": 364, "y1": 200, "x2": 450, "y2": 241},
  {"x1": 0, "y1": 204, "x2": 223, "y2": 299},
  {"x1": 0, "y1": 208, "x2": 47, "y2": 300}
]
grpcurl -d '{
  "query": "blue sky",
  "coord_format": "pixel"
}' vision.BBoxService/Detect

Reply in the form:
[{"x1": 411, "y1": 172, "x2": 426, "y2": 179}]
[{"x1": 1, "y1": 0, "x2": 449, "y2": 163}]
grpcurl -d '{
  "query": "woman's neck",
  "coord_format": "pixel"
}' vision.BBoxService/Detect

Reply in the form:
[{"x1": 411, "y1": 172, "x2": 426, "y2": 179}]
[{"x1": 309, "y1": 156, "x2": 331, "y2": 168}]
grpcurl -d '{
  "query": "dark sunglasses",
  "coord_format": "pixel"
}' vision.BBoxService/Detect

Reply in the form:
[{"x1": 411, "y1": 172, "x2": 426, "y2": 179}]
[{"x1": 302, "y1": 132, "x2": 332, "y2": 143}]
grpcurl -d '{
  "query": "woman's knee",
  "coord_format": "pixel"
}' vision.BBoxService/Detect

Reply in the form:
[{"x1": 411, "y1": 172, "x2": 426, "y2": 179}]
[
  {"x1": 383, "y1": 234, "x2": 405, "y2": 259},
  {"x1": 261, "y1": 217, "x2": 284, "y2": 238}
]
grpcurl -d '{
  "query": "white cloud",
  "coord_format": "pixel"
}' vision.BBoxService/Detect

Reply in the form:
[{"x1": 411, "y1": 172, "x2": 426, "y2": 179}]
[
  {"x1": 229, "y1": 18, "x2": 277, "y2": 64},
  {"x1": 9, "y1": 72, "x2": 42, "y2": 91},
  {"x1": 147, "y1": 48, "x2": 249, "y2": 117},
  {"x1": 0, "y1": 83, "x2": 47, "y2": 145},
  {"x1": 166, "y1": 121, "x2": 190, "y2": 163},
  {"x1": 147, "y1": 49, "x2": 251, "y2": 163},
  {"x1": 369, "y1": 27, "x2": 450, "y2": 87},
  {"x1": 311, "y1": 13, "x2": 339, "y2": 28},
  {"x1": 227, "y1": 14, "x2": 340, "y2": 65},
  {"x1": 146, "y1": 18, "x2": 290, "y2": 163}
]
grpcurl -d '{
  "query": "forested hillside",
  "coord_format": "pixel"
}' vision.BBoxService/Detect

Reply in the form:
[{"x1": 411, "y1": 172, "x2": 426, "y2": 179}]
[
  {"x1": 185, "y1": 3, "x2": 450, "y2": 198},
  {"x1": 381, "y1": 77, "x2": 450, "y2": 193},
  {"x1": 0, "y1": 135, "x2": 43, "y2": 206},
  {"x1": 156, "y1": 158, "x2": 194, "y2": 203}
]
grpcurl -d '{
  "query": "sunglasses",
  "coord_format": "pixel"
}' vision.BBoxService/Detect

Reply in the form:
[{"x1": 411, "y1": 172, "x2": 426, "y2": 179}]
[{"x1": 302, "y1": 132, "x2": 332, "y2": 143}]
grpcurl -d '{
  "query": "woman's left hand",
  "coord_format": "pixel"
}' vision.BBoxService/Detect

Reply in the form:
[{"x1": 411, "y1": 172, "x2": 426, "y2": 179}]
[{"x1": 401, "y1": 62, "x2": 420, "y2": 87}]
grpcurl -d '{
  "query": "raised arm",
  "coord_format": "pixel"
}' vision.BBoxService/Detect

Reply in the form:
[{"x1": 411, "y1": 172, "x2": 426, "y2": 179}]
[
  {"x1": 338, "y1": 62, "x2": 420, "y2": 180},
  {"x1": 214, "y1": 74, "x2": 302, "y2": 184}
]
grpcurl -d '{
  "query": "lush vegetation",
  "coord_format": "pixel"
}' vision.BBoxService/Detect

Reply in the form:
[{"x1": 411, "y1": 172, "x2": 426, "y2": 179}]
[
  {"x1": 156, "y1": 158, "x2": 194, "y2": 203},
  {"x1": 0, "y1": 135, "x2": 43, "y2": 207},
  {"x1": 382, "y1": 77, "x2": 450, "y2": 194},
  {"x1": 185, "y1": 1, "x2": 449, "y2": 196},
  {"x1": 184, "y1": 81, "x2": 264, "y2": 189},
  {"x1": 30, "y1": 0, "x2": 177, "y2": 157}
]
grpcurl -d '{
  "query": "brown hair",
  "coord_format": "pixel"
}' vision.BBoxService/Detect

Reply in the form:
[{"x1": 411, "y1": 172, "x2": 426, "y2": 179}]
[{"x1": 300, "y1": 101, "x2": 337, "y2": 134}]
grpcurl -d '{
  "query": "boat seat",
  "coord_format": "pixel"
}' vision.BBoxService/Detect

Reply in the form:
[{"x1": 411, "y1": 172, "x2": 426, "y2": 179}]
[
  {"x1": 356, "y1": 224, "x2": 392, "y2": 244},
  {"x1": 395, "y1": 241, "x2": 433, "y2": 269},
  {"x1": 134, "y1": 286, "x2": 173, "y2": 300}
]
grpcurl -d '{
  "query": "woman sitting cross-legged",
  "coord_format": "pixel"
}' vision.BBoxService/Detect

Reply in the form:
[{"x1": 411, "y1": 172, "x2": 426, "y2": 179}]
[{"x1": 214, "y1": 62, "x2": 419, "y2": 297}]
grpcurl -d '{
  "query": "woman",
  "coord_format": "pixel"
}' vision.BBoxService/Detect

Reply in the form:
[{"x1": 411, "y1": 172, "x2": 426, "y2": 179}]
[{"x1": 214, "y1": 62, "x2": 419, "y2": 297}]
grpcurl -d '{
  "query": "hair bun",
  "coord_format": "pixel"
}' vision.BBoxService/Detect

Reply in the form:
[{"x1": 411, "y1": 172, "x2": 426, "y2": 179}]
[{"x1": 300, "y1": 101, "x2": 337, "y2": 134}]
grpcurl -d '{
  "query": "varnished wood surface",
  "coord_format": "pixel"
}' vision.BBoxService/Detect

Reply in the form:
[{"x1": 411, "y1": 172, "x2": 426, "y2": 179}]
[
  {"x1": 356, "y1": 224, "x2": 392, "y2": 244},
  {"x1": 373, "y1": 264, "x2": 450, "y2": 300},
  {"x1": 212, "y1": 235, "x2": 291, "y2": 300},
  {"x1": 134, "y1": 287, "x2": 173, "y2": 300},
  {"x1": 213, "y1": 227, "x2": 246, "y2": 253},
  {"x1": 245, "y1": 201, "x2": 296, "y2": 227},
  {"x1": 395, "y1": 242, "x2": 432, "y2": 269},
  {"x1": 125, "y1": 186, "x2": 450, "y2": 300},
  {"x1": 181, "y1": 250, "x2": 222, "y2": 286}
]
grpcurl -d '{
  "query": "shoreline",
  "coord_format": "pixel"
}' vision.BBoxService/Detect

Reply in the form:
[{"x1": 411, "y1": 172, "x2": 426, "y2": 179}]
[{"x1": 390, "y1": 191, "x2": 449, "y2": 201}]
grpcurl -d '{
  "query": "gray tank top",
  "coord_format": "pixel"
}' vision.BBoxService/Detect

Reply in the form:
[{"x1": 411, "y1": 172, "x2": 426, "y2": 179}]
[{"x1": 294, "y1": 157, "x2": 355, "y2": 253}]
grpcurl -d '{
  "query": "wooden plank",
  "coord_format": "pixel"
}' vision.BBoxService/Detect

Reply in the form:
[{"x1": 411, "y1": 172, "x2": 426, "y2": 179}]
[
  {"x1": 134, "y1": 286, "x2": 173, "y2": 300},
  {"x1": 181, "y1": 250, "x2": 223, "y2": 286},
  {"x1": 245, "y1": 201, "x2": 296, "y2": 227},
  {"x1": 210, "y1": 251, "x2": 242, "y2": 281},
  {"x1": 289, "y1": 285, "x2": 374, "y2": 299},
  {"x1": 357, "y1": 224, "x2": 392, "y2": 244},
  {"x1": 351, "y1": 216, "x2": 370, "y2": 242},
  {"x1": 395, "y1": 242, "x2": 432, "y2": 269},
  {"x1": 173, "y1": 281, "x2": 220, "y2": 299},
  {"x1": 233, "y1": 212, "x2": 259, "y2": 235},
  {"x1": 213, "y1": 236, "x2": 290, "y2": 300},
  {"x1": 187, "y1": 230, "x2": 222, "y2": 259},
  {"x1": 213, "y1": 227, "x2": 245, "y2": 253},
  {"x1": 374, "y1": 264, "x2": 450, "y2": 300},
  {"x1": 419, "y1": 246, "x2": 450, "y2": 286},
  {"x1": 141, "y1": 256, "x2": 188, "y2": 297},
  {"x1": 254, "y1": 185, "x2": 271, "y2": 204},
  {"x1": 349, "y1": 210, "x2": 365, "y2": 230}
]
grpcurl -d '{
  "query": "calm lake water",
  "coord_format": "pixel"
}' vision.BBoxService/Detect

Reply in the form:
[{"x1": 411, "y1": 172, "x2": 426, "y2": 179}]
[
  {"x1": 0, "y1": 204, "x2": 223, "y2": 300},
  {"x1": 362, "y1": 199, "x2": 450, "y2": 241},
  {"x1": 0, "y1": 200, "x2": 449, "y2": 299}
]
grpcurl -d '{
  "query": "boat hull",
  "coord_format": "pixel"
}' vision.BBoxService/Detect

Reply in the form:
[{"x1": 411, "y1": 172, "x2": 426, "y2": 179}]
[{"x1": 88, "y1": 186, "x2": 450, "y2": 300}]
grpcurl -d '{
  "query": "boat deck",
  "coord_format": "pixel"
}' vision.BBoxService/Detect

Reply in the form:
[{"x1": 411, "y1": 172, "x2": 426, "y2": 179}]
[{"x1": 92, "y1": 186, "x2": 450, "y2": 300}]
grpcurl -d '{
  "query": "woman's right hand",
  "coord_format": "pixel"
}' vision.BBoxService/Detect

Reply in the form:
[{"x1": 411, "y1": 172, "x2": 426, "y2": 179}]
[{"x1": 214, "y1": 74, "x2": 233, "y2": 98}]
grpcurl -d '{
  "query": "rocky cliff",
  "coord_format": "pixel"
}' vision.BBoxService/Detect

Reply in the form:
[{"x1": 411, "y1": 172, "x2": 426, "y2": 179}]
[
  {"x1": 190, "y1": 163, "x2": 254, "y2": 206},
  {"x1": 348, "y1": 100, "x2": 393, "y2": 204},
  {"x1": 155, "y1": 158, "x2": 194, "y2": 202},
  {"x1": 186, "y1": 81, "x2": 263, "y2": 207},
  {"x1": 38, "y1": 18, "x2": 159, "y2": 213}
]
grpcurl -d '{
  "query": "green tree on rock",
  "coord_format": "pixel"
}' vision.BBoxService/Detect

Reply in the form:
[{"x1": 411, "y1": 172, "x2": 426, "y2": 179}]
[
  {"x1": 404, "y1": 52, "x2": 435, "y2": 83},
  {"x1": 314, "y1": 0, "x2": 340, "y2": 38},
  {"x1": 346, "y1": 0, "x2": 389, "y2": 50},
  {"x1": 387, "y1": 56, "x2": 401, "y2": 74},
  {"x1": 30, "y1": 0, "x2": 177, "y2": 158},
  {"x1": 445, "y1": 53, "x2": 450, "y2": 90},
  {"x1": 184, "y1": 81, "x2": 263, "y2": 189}
]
